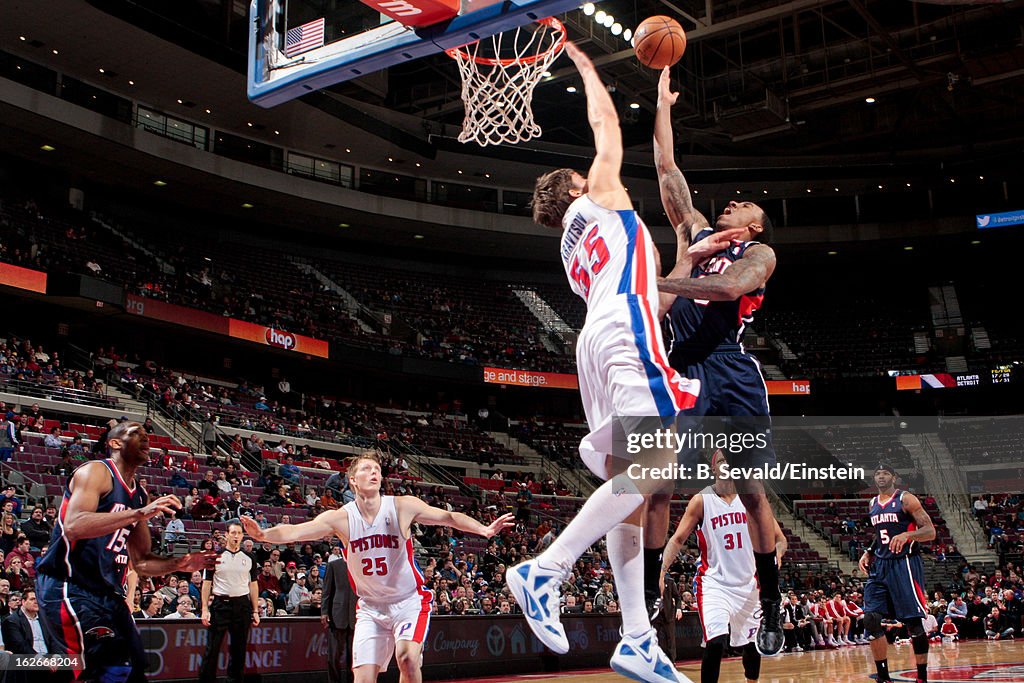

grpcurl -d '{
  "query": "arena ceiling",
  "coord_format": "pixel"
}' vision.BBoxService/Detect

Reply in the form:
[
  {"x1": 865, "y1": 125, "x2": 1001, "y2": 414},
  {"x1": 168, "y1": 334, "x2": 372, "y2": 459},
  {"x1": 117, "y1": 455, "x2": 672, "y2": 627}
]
[{"x1": 71, "y1": 0, "x2": 1024, "y2": 159}]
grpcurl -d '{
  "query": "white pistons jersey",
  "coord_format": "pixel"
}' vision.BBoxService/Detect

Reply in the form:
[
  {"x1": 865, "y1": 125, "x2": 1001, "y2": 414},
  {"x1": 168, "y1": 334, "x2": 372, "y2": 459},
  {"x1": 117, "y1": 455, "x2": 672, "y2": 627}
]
[
  {"x1": 343, "y1": 495, "x2": 427, "y2": 604},
  {"x1": 560, "y1": 195, "x2": 661, "y2": 320},
  {"x1": 694, "y1": 487, "x2": 757, "y2": 591}
]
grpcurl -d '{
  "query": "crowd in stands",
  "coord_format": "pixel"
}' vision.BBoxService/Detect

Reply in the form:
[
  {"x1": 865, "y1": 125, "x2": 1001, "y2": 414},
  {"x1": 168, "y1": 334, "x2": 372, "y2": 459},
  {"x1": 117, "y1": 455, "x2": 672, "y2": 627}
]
[
  {"x1": 973, "y1": 494, "x2": 1024, "y2": 560},
  {"x1": 0, "y1": 196, "x2": 577, "y2": 372}
]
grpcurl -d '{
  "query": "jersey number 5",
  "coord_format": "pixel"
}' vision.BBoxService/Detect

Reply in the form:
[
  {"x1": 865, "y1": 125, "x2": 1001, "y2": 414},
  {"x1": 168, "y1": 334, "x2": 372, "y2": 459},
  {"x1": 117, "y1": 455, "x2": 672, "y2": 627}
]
[
  {"x1": 570, "y1": 226, "x2": 610, "y2": 298},
  {"x1": 878, "y1": 529, "x2": 890, "y2": 544},
  {"x1": 362, "y1": 558, "x2": 388, "y2": 576}
]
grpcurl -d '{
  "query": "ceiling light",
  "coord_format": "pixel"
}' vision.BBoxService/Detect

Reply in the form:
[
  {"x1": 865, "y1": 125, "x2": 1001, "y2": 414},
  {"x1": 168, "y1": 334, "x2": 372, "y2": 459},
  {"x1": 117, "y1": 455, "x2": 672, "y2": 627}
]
[
  {"x1": 950, "y1": 178, "x2": 956, "y2": 183},
  {"x1": 388, "y1": 157, "x2": 393, "y2": 162},
  {"x1": 204, "y1": 108, "x2": 211, "y2": 114},
  {"x1": 339, "y1": 223, "x2": 350, "y2": 228},
  {"x1": 971, "y1": 240, "x2": 981, "y2": 245},
  {"x1": 762, "y1": 189, "x2": 768, "y2": 194},
  {"x1": 906, "y1": 183, "x2": 911, "y2": 187},
  {"x1": 979, "y1": 175, "x2": 984, "y2": 180},
  {"x1": 274, "y1": 130, "x2": 280, "y2": 135},
  {"x1": 485, "y1": 173, "x2": 491, "y2": 178},
  {"x1": 827, "y1": 251, "x2": 838, "y2": 255},
  {"x1": 52, "y1": 49, "x2": 59, "y2": 55},
  {"x1": 39, "y1": 145, "x2": 55, "y2": 152},
  {"x1": 602, "y1": 14, "x2": 615, "y2": 27},
  {"x1": 736, "y1": 190, "x2": 741, "y2": 195},
  {"x1": 693, "y1": 190, "x2": 698, "y2": 195},
  {"x1": 629, "y1": 102, "x2": 640, "y2": 109},
  {"x1": 413, "y1": 234, "x2": 425, "y2": 240},
  {"x1": 98, "y1": 68, "x2": 105, "y2": 74},
  {"x1": 903, "y1": 246, "x2": 914, "y2": 251},
  {"x1": 345, "y1": 148, "x2": 351, "y2": 153},
  {"x1": 878, "y1": 184, "x2": 884, "y2": 189},
  {"x1": 865, "y1": 97, "x2": 876, "y2": 104},
  {"x1": 594, "y1": 10, "x2": 606, "y2": 23},
  {"x1": 415, "y1": 162, "x2": 421, "y2": 167},
  {"x1": 19, "y1": 36, "x2": 26, "y2": 41},
  {"x1": 541, "y1": 70, "x2": 551, "y2": 78},
  {"x1": 623, "y1": 28, "x2": 632, "y2": 42},
  {"x1": 128, "y1": 80, "x2": 135, "y2": 85},
  {"x1": 177, "y1": 99, "x2": 183, "y2": 104},
  {"x1": 153, "y1": 180, "x2": 167, "y2": 187},
  {"x1": 457, "y1": 170, "x2": 463, "y2": 174},
  {"x1": 834, "y1": 187, "x2": 840, "y2": 192},
  {"x1": 241, "y1": 203, "x2": 254, "y2": 209},
  {"x1": 247, "y1": 122, "x2": 253, "y2": 127},
  {"x1": 582, "y1": 2, "x2": 596, "y2": 16},
  {"x1": 611, "y1": 23, "x2": 622, "y2": 36},
  {"x1": 566, "y1": 86, "x2": 577, "y2": 93},
  {"x1": 806, "y1": 188, "x2": 812, "y2": 193}
]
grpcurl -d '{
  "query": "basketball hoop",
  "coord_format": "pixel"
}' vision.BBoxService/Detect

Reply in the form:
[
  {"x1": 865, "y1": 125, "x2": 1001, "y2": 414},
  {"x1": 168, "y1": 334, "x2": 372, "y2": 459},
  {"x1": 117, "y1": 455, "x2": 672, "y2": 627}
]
[{"x1": 446, "y1": 17, "x2": 567, "y2": 147}]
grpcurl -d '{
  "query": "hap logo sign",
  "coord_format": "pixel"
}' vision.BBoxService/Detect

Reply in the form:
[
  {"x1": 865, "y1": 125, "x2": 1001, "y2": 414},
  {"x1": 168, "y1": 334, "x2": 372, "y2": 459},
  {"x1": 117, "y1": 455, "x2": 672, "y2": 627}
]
[{"x1": 266, "y1": 328, "x2": 297, "y2": 351}]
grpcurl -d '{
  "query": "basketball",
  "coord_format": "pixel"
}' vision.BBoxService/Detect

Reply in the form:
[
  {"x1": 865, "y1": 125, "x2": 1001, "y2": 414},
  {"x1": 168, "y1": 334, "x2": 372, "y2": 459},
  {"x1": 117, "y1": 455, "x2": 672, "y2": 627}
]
[{"x1": 633, "y1": 15, "x2": 687, "y2": 69}]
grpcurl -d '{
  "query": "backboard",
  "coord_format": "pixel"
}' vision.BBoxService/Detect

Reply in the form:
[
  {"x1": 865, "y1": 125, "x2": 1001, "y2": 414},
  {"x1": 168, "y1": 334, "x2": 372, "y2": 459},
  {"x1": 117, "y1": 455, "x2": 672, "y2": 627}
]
[{"x1": 248, "y1": 0, "x2": 586, "y2": 107}]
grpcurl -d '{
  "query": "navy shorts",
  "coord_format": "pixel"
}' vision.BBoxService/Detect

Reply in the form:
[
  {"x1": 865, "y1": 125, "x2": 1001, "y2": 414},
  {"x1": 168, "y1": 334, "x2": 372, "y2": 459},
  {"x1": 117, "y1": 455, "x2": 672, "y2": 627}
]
[
  {"x1": 863, "y1": 555, "x2": 929, "y2": 621},
  {"x1": 37, "y1": 573, "x2": 148, "y2": 683},
  {"x1": 672, "y1": 351, "x2": 775, "y2": 475}
]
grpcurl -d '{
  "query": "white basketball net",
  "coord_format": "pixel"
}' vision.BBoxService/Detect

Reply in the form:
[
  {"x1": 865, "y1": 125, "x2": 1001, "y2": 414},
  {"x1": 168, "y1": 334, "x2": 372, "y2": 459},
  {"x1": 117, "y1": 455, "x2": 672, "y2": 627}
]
[{"x1": 447, "y1": 18, "x2": 566, "y2": 147}]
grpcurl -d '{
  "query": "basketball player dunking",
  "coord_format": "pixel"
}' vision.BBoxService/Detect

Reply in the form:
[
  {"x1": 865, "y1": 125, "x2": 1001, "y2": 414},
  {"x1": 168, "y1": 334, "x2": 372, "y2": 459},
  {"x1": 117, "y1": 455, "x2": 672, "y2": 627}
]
[
  {"x1": 661, "y1": 450, "x2": 786, "y2": 683},
  {"x1": 646, "y1": 67, "x2": 786, "y2": 656},
  {"x1": 240, "y1": 451, "x2": 513, "y2": 683},
  {"x1": 36, "y1": 422, "x2": 215, "y2": 683},
  {"x1": 859, "y1": 465, "x2": 936, "y2": 683},
  {"x1": 522, "y1": 41, "x2": 699, "y2": 683}
]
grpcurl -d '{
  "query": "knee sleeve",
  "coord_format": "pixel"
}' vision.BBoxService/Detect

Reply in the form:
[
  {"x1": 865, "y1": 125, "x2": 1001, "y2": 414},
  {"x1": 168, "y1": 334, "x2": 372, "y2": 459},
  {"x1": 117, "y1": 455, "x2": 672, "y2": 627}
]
[
  {"x1": 863, "y1": 612, "x2": 885, "y2": 640},
  {"x1": 904, "y1": 618, "x2": 929, "y2": 655},
  {"x1": 742, "y1": 642, "x2": 761, "y2": 681},
  {"x1": 701, "y1": 635, "x2": 728, "y2": 683}
]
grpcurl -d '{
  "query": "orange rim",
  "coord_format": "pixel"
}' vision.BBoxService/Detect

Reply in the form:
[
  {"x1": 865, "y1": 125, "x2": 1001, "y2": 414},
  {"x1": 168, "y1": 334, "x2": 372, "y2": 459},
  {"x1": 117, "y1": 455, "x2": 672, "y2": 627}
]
[{"x1": 445, "y1": 17, "x2": 566, "y2": 67}]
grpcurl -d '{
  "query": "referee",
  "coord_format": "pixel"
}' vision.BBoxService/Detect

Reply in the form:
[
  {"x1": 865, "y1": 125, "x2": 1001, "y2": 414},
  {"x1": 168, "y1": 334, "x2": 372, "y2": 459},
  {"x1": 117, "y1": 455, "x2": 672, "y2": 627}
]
[{"x1": 199, "y1": 521, "x2": 260, "y2": 683}]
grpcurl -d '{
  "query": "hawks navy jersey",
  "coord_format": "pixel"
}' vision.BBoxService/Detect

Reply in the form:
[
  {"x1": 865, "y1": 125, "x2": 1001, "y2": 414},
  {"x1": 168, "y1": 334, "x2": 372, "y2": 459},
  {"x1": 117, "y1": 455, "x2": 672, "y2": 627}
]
[
  {"x1": 37, "y1": 459, "x2": 147, "y2": 597},
  {"x1": 869, "y1": 490, "x2": 920, "y2": 560},
  {"x1": 667, "y1": 228, "x2": 765, "y2": 360}
]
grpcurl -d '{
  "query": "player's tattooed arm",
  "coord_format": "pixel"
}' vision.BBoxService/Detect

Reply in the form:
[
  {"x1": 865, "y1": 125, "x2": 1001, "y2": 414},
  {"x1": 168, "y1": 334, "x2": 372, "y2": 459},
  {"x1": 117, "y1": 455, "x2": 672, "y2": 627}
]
[
  {"x1": 658, "y1": 244, "x2": 776, "y2": 301},
  {"x1": 888, "y1": 493, "x2": 936, "y2": 553},
  {"x1": 654, "y1": 68, "x2": 708, "y2": 241}
]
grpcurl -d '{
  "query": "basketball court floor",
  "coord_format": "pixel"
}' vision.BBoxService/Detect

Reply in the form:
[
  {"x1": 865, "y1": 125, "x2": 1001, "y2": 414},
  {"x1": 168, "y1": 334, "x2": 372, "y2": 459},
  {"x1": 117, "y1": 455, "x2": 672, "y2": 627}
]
[{"x1": 435, "y1": 641, "x2": 1024, "y2": 683}]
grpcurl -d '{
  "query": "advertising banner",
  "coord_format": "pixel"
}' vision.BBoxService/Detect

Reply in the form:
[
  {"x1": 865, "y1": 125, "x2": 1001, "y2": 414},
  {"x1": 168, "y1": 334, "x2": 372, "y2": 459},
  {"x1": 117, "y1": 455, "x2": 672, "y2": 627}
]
[
  {"x1": 765, "y1": 379, "x2": 811, "y2": 396},
  {"x1": 483, "y1": 366, "x2": 579, "y2": 389},
  {"x1": 125, "y1": 294, "x2": 329, "y2": 358},
  {"x1": 0, "y1": 262, "x2": 47, "y2": 294}
]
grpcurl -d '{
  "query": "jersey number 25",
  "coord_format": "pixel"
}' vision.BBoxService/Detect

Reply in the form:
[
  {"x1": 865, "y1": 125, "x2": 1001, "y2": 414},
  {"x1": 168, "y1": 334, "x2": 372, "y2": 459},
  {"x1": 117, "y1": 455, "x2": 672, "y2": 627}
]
[{"x1": 362, "y1": 558, "x2": 388, "y2": 576}]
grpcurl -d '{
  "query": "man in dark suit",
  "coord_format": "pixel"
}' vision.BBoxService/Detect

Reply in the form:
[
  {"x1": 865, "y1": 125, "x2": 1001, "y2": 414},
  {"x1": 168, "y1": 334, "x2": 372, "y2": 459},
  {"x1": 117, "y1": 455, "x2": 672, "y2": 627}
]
[
  {"x1": 321, "y1": 553, "x2": 356, "y2": 683},
  {"x1": 654, "y1": 572, "x2": 681, "y2": 661},
  {"x1": 1, "y1": 590, "x2": 37, "y2": 655}
]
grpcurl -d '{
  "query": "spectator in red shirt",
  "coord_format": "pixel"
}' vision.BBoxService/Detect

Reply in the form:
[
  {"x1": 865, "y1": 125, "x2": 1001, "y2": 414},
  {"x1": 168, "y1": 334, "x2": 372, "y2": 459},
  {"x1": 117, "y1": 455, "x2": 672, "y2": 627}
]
[
  {"x1": 940, "y1": 616, "x2": 959, "y2": 641},
  {"x1": 182, "y1": 452, "x2": 199, "y2": 473}
]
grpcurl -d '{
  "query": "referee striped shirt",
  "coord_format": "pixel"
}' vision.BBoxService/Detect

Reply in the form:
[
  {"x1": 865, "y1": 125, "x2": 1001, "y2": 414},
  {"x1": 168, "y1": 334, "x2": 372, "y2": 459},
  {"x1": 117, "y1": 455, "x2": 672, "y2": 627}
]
[{"x1": 205, "y1": 549, "x2": 259, "y2": 597}]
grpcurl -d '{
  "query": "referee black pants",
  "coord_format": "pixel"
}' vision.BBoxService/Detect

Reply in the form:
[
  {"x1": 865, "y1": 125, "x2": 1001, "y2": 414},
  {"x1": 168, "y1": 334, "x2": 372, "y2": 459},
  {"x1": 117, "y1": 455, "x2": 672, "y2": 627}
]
[{"x1": 200, "y1": 595, "x2": 251, "y2": 683}]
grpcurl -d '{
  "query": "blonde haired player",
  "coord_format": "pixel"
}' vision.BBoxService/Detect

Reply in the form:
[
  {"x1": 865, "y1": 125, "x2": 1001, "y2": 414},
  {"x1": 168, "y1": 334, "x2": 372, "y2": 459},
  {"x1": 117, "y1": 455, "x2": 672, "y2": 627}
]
[
  {"x1": 241, "y1": 451, "x2": 512, "y2": 683},
  {"x1": 661, "y1": 451, "x2": 786, "y2": 683}
]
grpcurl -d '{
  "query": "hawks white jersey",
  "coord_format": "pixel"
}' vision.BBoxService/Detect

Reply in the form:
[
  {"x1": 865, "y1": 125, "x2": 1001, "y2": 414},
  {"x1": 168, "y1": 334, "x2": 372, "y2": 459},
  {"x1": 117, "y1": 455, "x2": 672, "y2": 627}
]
[
  {"x1": 342, "y1": 496, "x2": 428, "y2": 604},
  {"x1": 694, "y1": 487, "x2": 757, "y2": 591},
  {"x1": 560, "y1": 195, "x2": 661, "y2": 322}
]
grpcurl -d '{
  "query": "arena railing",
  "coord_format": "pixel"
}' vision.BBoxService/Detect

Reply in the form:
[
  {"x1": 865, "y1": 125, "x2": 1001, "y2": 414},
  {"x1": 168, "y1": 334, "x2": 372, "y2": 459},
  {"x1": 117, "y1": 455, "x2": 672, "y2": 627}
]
[{"x1": 0, "y1": 376, "x2": 115, "y2": 410}]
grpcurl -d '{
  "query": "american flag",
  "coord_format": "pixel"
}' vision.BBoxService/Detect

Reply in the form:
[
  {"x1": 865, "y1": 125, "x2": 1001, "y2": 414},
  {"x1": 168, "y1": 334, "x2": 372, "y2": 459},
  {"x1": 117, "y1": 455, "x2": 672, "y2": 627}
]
[{"x1": 284, "y1": 17, "x2": 325, "y2": 57}]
